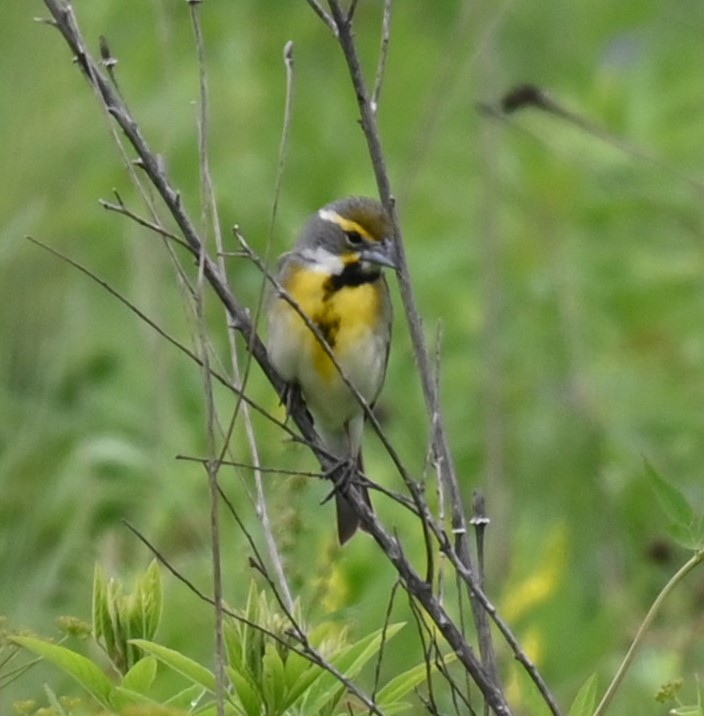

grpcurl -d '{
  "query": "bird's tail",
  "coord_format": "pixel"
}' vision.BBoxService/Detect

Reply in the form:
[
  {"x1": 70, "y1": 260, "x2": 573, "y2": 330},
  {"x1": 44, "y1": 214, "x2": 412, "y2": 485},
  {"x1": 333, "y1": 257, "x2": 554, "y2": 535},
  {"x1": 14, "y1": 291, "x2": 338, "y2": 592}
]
[{"x1": 336, "y1": 452, "x2": 374, "y2": 545}]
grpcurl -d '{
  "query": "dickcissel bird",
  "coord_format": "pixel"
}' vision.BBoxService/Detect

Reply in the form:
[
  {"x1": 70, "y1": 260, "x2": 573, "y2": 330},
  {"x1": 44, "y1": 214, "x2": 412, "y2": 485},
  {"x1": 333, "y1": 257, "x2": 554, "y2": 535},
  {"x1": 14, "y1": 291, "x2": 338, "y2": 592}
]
[{"x1": 267, "y1": 196, "x2": 396, "y2": 544}]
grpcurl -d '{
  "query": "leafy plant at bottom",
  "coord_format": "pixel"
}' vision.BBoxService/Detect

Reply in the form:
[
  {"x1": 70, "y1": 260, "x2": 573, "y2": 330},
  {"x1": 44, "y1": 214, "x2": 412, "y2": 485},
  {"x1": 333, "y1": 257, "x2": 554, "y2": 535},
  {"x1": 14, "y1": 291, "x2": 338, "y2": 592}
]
[
  {"x1": 10, "y1": 563, "x2": 437, "y2": 715},
  {"x1": 139, "y1": 582, "x2": 436, "y2": 715}
]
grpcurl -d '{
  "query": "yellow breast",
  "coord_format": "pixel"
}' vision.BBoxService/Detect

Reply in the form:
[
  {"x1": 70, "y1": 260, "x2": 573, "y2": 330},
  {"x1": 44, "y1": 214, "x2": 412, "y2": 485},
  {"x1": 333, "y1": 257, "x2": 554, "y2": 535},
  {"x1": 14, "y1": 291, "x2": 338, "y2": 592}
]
[{"x1": 285, "y1": 267, "x2": 384, "y2": 381}]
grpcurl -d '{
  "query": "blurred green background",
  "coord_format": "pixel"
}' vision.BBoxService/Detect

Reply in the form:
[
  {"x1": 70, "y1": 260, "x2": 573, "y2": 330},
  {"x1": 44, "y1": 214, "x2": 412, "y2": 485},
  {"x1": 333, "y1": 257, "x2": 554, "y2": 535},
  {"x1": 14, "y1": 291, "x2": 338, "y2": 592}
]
[{"x1": 3, "y1": 0, "x2": 704, "y2": 713}]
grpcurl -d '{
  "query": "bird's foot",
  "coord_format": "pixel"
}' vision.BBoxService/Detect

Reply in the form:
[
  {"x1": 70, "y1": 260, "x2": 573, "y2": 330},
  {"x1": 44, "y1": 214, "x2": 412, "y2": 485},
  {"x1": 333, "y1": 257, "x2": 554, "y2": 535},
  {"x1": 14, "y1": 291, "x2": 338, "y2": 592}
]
[
  {"x1": 279, "y1": 381, "x2": 310, "y2": 424},
  {"x1": 320, "y1": 457, "x2": 357, "y2": 505}
]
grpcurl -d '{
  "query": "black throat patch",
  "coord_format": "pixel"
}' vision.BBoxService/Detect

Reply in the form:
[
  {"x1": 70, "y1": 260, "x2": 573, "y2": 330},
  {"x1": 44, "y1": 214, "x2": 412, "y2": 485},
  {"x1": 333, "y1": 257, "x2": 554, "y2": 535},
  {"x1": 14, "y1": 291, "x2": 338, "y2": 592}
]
[
  {"x1": 313, "y1": 262, "x2": 381, "y2": 348},
  {"x1": 323, "y1": 261, "x2": 381, "y2": 296}
]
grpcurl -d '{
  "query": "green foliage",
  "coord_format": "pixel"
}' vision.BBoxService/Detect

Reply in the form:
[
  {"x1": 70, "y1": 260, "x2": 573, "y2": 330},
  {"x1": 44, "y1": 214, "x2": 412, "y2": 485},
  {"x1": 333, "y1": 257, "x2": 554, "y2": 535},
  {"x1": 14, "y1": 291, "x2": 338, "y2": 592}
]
[
  {"x1": 566, "y1": 674, "x2": 598, "y2": 716},
  {"x1": 10, "y1": 636, "x2": 115, "y2": 708},
  {"x1": 10, "y1": 563, "x2": 433, "y2": 715},
  {"x1": 93, "y1": 561, "x2": 163, "y2": 675},
  {"x1": 10, "y1": 561, "x2": 174, "y2": 715},
  {"x1": 645, "y1": 459, "x2": 704, "y2": 551},
  {"x1": 656, "y1": 677, "x2": 704, "y2": 716}
]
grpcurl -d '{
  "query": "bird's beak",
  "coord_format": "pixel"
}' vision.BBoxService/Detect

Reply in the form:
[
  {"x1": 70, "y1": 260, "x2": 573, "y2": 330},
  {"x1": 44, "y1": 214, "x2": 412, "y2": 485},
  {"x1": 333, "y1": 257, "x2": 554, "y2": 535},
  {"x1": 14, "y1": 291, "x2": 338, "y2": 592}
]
[{"x1": 360, "y1": 238, "x2": 397, "y2": 270}]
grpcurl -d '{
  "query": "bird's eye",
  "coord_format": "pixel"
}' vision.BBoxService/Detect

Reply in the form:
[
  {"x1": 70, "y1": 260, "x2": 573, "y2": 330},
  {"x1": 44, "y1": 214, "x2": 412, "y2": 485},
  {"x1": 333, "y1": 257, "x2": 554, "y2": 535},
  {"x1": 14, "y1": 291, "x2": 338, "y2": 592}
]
[{"x1": 345, "y1": 231, "x2": 364, "y2": 247}]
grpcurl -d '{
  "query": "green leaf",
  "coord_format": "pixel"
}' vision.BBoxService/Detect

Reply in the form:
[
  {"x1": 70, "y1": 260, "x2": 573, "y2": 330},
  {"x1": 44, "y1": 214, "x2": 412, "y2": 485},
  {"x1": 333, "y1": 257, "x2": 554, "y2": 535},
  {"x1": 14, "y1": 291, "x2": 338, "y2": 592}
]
[
  {"x1": 645, "y1": 459, "x2": 695, "y2": 527},
  {"x1": 331, "y1": 623, "x2": 404, "y2": 678},
  {"x1": 12, "y1": 636, "x2": 113, "y2": 707},
  {"x1": 227, "y1": 665, "x2": 262, "y2": 716},
  {"x1": 92, "y1": 564, "x2": 107, "y2": 642},
  {"x1": 262, "y1": 642, "x2": 285, "y2": 711},
  {"x1": 122, "y1": 654, "x2": 158, "y2": 693},
  {"x1": 305, "y1": 623, "x2": 405, "y2": 714},
  {"x1": 280, "y1": 650, "x2": 325, "y2": 710},
  {"x1": 165, "y1": 684, "x2": 208, "y2": 710},
  {"x1": 194, "y1": 703, "x2": 242, "y2": 716},
  {"x1": 668, "y1": 522, "x2": 703, "y2": 552},
  {"x1": 566, "y1": 674, "x2": 597, "y2": 716},
  {"x1": 134, "y1": 560, "x2": 163, "y2": 641},
  {"x1": 131, "y1": 639, "x2": 216, "y2": 692},
  {"x1": 511, "y1": 663, "x2": 553, "y2": 716},
  {"x1": 110, "y1": 685, "x2": 158, "y2": 711},
  {"x1": 377, "y1": 658, "x2": 447, "y2": 706}
]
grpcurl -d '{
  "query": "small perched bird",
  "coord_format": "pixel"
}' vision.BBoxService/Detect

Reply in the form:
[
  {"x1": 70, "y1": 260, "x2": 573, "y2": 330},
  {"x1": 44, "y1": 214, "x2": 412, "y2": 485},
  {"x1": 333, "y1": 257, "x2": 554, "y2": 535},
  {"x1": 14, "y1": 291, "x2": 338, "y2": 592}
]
[{"x1": 267, "y1": 197, "x2": 396, "y2": 543}]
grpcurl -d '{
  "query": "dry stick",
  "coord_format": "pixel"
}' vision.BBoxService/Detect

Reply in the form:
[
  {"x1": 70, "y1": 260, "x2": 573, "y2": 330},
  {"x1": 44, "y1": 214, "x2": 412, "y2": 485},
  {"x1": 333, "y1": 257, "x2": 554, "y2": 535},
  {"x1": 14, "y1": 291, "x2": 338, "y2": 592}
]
[
  {"x1": 407, "y1": 593, "x2": 474, "y2": 715},
  {"x1": 25, "y1": 238, "x2": 297, "y2": 450},
  {"x1": 371, "y1": 578, "x2": 402, "y2": 703},
  {"x1": 370, "y1": 0, "x2": 392, "y2": 114},
  {"x1": 42, "y1": 3, "x2": 507, "y2": 711},
  {"x1": 190, "y1": 0, "x2": 294, "y2": 616},
  {"x1": 187, "y1": 13, "x2": 226, "y2": 703},
  {"x1": 304, "y1": 0, "x2": 338, "y2": 37},
  {"x1": 325, "y1": 0, "x2": 504, "y2": 707},
  {"x1": 346, "y1": 0, "x2": 360, "y2": 22},
  {"x1": 235, "y1": 39, "x2": 298, "y2": 614},
  {"x1": 40, "y1": 0, "x2": 320, "y2": 450},
  {"x1": 177, "y1": 455, "x2": 326, "y2": 480},
  {"x1": 100, "y1": 196, "x2": 190, "y2": 251},
  {"x1": 476, "y1": 41, "x2": 504, "y2": 708},
  {"x1": 436, "y1": 534, "x2": 561, "y2": 716}
]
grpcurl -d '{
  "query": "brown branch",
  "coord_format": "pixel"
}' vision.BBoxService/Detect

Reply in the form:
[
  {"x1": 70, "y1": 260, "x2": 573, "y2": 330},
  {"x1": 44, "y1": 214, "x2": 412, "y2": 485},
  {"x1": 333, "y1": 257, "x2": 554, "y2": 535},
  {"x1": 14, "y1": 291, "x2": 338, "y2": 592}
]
[
  {"x1": 324, "y1": 2, "x2": 511, "y2": 713},
  {"x1": 41, "y1": 0, "x2": 325, "y2": 463},
  {"x1": 38, "y1": 4, "x2": 558, "y2": 713}
]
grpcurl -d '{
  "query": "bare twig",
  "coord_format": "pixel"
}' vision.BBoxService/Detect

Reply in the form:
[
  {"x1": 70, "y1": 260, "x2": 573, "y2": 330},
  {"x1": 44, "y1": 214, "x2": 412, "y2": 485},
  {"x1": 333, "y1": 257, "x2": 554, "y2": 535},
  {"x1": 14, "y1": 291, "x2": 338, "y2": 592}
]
[
  {"x1": 233, "y1": 39, "x2": 299, "y2": 614},
  {"x1": 38, "y1": 3, "x2": 558, "y2": 713},
  {"x1": 324, "y1": 3, "x2": 510, "y2": 712},
  {"x1": 326, "y1": 0, "x2": 470, "y2": 569},
  {"x1": 99, "y1": 195, "x2": 190, "y2": 251},
  {"x1": 304, "y1": 0, "x2": 338, "y2": 36},
  {"x1": 371, "y1": 579, "x2": 402, "y2": 701},
  {"x1": 42, "y1": 1, "x2": 332, "y2": 477},
  {"x1": 370, "y1": 0, "x2": 392, "y2": 114},
  {"x1": 188, "y1": 7, "x2": 227, "y2": 689}
]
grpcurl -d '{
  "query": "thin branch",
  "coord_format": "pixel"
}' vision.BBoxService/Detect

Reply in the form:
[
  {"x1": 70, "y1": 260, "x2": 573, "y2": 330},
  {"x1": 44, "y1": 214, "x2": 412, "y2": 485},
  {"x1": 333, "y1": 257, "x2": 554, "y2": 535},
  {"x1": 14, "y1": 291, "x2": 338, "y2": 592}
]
[
  {"x1": 41, "y1": 4, "x2": 521, "y2": 713},
  {"x1": 346, "y1": 0, "x2": 360, "y2": 23},
  {"x1": 371, "y1": 0, "x2": 392, "y2": 114},
  {"x1": 304, "y1": 0, "x2": 338, "y2": 36},
  {"x1": 177, "y1": 454, "x2": 326, "y2": 479},
  {"x1": 437, "y1": 533, "x2": 562, "y2": 716},
  {"x1": 325, "y1": 3, "x2": 512, "y2": 712},
  {"x1": 41, "y1": 0, "x2": 325, "y2": 470},
  {"x1": 593, "y1": 548, "x2": 704, "y2": 716},
  {"x1": 371, "y1": 579, "x2": 402, "y2": 701},
  {"x1": 325, "y1": 0, "x2": 470, "y2": 574},
  {"x1": 234, "y1": 39, "x2": 299, "y2": 614},
  {"x1": 25, "y1": 235, "x2": 294, "y2": 441},
  {"x1": 99, "y1": 194, "x2": 191, "y2": 251}
]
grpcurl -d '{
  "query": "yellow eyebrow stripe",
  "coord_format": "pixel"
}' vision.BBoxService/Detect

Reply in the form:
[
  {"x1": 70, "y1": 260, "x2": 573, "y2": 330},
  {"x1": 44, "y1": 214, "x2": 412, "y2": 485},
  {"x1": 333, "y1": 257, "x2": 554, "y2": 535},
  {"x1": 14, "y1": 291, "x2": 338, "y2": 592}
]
[{"x1": 318, "y1": 209, "x2": 374, "y2": 241}]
